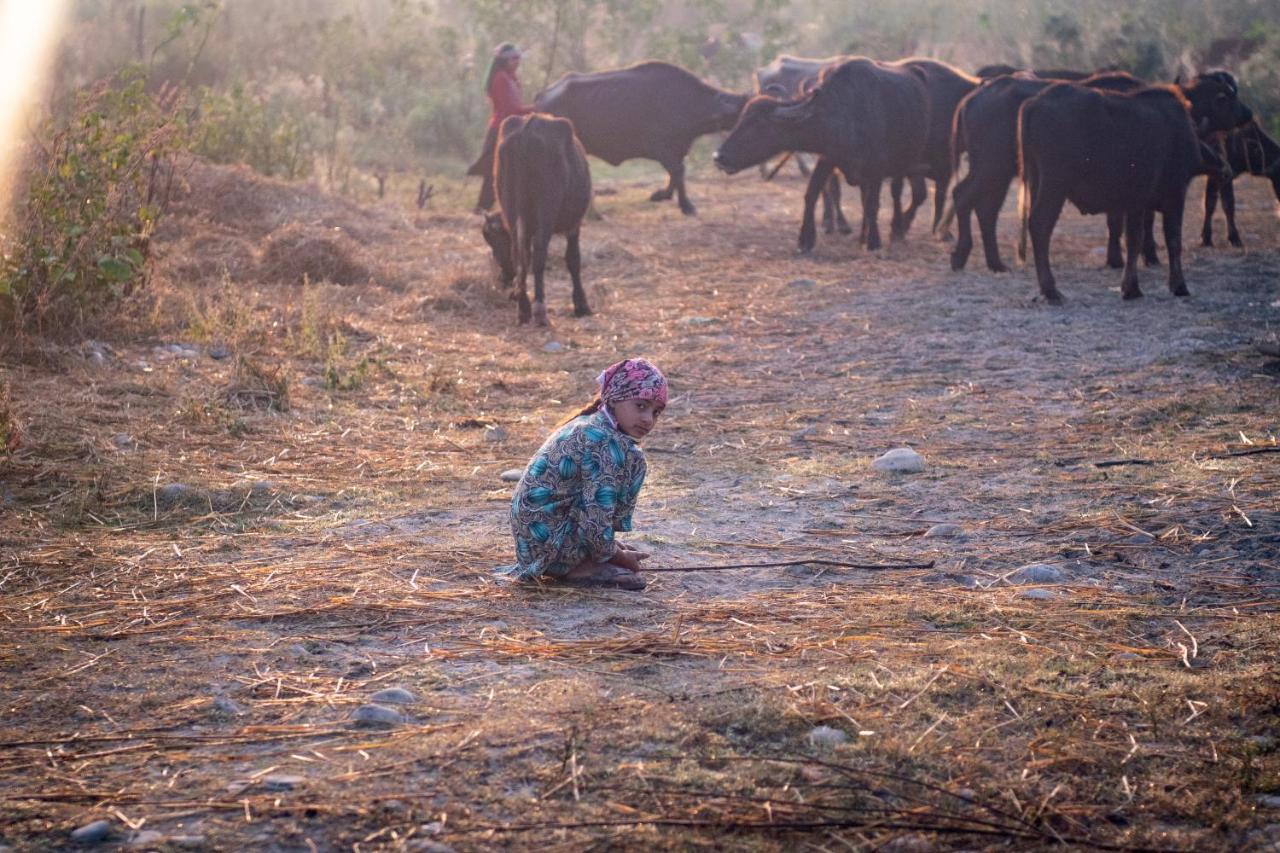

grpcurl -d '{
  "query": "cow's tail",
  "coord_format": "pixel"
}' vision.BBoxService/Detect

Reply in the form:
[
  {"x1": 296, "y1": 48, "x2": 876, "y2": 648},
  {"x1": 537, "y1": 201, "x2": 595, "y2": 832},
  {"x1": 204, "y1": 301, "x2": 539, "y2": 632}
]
[
  {"x1": 1016, "y1": 104, "x2": 1031, "y2": 265},
  {"x1": 950, "y1": 97, "x2": 967, "y2": 179}
]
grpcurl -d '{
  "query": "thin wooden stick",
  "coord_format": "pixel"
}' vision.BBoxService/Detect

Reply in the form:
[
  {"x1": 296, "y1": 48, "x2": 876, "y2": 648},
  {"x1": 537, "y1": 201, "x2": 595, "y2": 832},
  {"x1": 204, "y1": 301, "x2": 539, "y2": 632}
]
[{"x1": 643, "y1": 558, "x2": 935, "y2": 573}]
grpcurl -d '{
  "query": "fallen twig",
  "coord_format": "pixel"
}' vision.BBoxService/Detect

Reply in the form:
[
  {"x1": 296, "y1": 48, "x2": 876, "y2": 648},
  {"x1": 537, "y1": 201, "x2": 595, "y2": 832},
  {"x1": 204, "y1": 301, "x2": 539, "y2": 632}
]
[{"x1": 643, "y1": 558, "x2": 935, "y2": 573}]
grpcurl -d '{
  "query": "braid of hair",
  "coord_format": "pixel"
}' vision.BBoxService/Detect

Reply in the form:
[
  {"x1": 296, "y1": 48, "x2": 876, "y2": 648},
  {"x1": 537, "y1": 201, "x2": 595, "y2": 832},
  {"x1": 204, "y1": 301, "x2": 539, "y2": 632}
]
[{"x1": 556, "y1": 393, "x2": 603, "y2": 427}]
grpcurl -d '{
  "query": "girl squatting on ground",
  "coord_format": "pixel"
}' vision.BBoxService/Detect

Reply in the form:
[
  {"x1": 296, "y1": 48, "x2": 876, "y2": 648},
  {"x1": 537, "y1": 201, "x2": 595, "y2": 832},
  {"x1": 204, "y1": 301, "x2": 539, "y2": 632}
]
[{"x1": 500, "y1": 358, "x2": 668, "y2": 591}]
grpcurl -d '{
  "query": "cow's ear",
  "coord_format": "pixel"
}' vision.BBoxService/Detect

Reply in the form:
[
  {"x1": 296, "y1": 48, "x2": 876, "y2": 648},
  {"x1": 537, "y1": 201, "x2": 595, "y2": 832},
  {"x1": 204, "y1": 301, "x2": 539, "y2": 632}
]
[{"x1": 776, "y1": 101, "x2": 809, "y2": 122}]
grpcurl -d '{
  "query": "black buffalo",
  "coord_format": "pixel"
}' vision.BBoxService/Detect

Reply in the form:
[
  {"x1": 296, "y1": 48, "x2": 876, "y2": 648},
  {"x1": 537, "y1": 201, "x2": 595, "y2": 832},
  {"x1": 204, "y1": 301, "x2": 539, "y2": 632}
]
[
  {"x1": 1201, "y1": 120, "x2": 1280, "y2": 247},
  {"x1": 975, "y1": 64, "x2": 1093, "y2": 80},
  {"x1": 1018, "y1": 84, "x2": 1208, "y2": 302},
  {"x1": 714, "y1": 57, "x2": 929, "y2": 252},
  {"x1": 534, "y1": 61, "x2": 747, "y2": 215},
  {"x1": 482, "y1": 114, "x2": 591, "y2": 325},
  {"x1": 950, "y1": 72, "x2": 1145, "y2": 273}
]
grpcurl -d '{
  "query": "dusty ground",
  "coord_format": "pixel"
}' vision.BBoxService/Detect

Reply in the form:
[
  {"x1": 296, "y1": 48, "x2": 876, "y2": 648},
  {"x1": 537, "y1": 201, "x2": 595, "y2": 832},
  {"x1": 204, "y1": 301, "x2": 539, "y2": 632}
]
[{"x1": 1, "y1": 156, "x2": 1279, "y2": 852}]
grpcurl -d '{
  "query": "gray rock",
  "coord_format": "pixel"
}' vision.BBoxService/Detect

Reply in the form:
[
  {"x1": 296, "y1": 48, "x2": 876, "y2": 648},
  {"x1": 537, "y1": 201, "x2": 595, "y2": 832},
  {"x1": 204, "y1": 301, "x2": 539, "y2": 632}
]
[
  {"x1": 808, "y1": 725, "x2": 848, "y2": 750},
  {"x1": 542, "y1": 341, "x2": 565, "y2": 353},
  {"x1": 788, "y1": 278, "x2": 817, "y2": 288},
  {"x1": 156, "y1": 483, "x2": 205, "y2": 509},
  {"x1": 352, "y1": 703, "x2": 406, "y2": 728},
  {"x1": 128, "y1": 830, "x2": 165, "y2": 847},
  {"x1": 791, "y1": 426, "x2": 817, "y2": 442},
  {"x1": 1021, "y1": 588, "x2": 1056, "y2": 600},
  {"x1": 71, "y1": 820, "x2": 113, "y2": 844},
  {"x1": 302, "y1": 376, "x2": 326, "y2": 388},
  {"x1": 925, "y1": 523, "x2": 964, "y2": 539},
  {"x1": 211, "y1": 695, "x2": 245, "y2": 716},
  {"x1": 262, "y1": 774, "x2": 305, "y2": 792},
  {"x1": 483, "y1": 426, "x2": 507, "y2": 443},
  {"x1": 1248, "y1": 735, "x2": 1277, "y2": 752},
  {"x1": 1258, "y1": 795, "x2": 1280, "y2": 810},
  {"x1": 370, "y1": 687, "x2": 417, "y2": 705},
  {"x1": 1112, "y1": 652, "x2": 1143, "y2": 662},
  {"x1": 499, "y1": 468, "x2": 523, "y2": 482},
  {"x1": 1012, "y1": 563, "x2": 1065, "y2": 584},
  {"x1": 407, "y1": 841, "x2": 456, "y2": 853},
  {"x1": 1121, "y1": 533, "x2": 1155, "y2": 545},
  {"x1": 952, "y1": 574, "x2": 981, "y2": 588},
  {"x1": 871, "y1": 447, "x2": 924, "y2": 473},
  {"x1": 209, "y1": 344, "x2": 232, "y2": 360},
  {"x1": 251, "y1": 480, "x2": 278, "y2": 494},
  {"x1": 680, "y1": 315, "x2": 719, "y2": 326},
  {"x1": 111, "y1": 434, "x2": 138, "y2": 451},
  {"x1": 169, "y1": 836, "x2": 206, "y2": 849}
]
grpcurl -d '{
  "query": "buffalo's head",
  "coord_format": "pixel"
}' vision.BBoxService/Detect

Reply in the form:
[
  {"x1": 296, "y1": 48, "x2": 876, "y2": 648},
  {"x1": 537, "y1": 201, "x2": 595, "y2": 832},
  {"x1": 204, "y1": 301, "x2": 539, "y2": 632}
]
[
  {"x1": 1180, "y1": 70, "x2": 1253, "y2": 135},
  {"x1": 712, "y1": 95, "x2": 813, "y2": 174},
  {"x1": 481, "y1": 213, "x2": 515, "y2": 288}
]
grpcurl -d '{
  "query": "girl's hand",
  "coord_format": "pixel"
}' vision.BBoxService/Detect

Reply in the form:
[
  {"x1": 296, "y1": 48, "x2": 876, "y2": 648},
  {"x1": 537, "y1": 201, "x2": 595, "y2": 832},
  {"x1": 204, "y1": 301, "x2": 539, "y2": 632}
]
[{"x1": 610, "y1": 549, "x2": 644, "y2": 573}]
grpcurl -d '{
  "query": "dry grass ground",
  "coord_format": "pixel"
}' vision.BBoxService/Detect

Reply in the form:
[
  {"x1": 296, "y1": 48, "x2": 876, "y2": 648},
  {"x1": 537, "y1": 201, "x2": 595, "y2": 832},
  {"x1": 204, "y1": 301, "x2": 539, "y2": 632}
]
[{"x1": 1, "y1": 155, "x2": 1278, "y2": 851}]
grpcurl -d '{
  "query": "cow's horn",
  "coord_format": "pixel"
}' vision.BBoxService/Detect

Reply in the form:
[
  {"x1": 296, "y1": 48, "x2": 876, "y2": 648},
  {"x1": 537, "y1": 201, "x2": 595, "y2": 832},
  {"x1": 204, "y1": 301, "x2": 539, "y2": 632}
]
[{"x1": 776, "y1": 101, "x2": 809, "y2": 122}]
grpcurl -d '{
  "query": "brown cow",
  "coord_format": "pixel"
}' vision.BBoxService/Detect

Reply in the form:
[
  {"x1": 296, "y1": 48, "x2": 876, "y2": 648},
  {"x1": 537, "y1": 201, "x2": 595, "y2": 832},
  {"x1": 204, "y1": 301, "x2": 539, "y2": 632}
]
[
  {"x1": 714, "y1": 58, "x2": 930, "y2": 252},
  {"x1": 535, "y1": 61, "x2": 747, "y2": 215},
  {"x1": 1018, "y1": 83, "x2": 1208, "y2": 302},
  {"x1": 1201, "y1": 119, "x2": 1280, "y2": 247},
  {"x1": 482, "y1": 114, "x2": 591, "y2": 326}
]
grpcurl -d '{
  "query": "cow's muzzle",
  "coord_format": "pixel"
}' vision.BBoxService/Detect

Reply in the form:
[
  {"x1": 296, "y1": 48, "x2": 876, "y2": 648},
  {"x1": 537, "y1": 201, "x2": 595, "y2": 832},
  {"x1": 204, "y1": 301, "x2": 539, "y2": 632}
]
[{"x1": 712, "y1": 149, "x2": 742, "y2": 175}]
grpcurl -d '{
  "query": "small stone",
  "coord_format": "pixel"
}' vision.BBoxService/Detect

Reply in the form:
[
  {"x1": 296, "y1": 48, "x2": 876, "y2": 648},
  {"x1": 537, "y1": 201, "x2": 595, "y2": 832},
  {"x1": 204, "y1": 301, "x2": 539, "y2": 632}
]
[
  {"x1": 807, "y1": 725, "x2": 848, "y2": 750},
  {"x1": 871, "y1": 447, "x2": 924, "y2": 473},
  {"x1": 370, "y1": 687, "x2": 417, "y2": 705},
  {"x1": 680, "y1": 315, "x2": 719, "y2": 326},
  {"x1": 542, "y1": 341, "x2": 565, "y2": 353},
  {"x1": 211, "y1": 695, "x2": 245, "y2": 716},
  {"x1": 170, "y1": 836, "x2": 206, "y2": 849},
  {"x1": 156, "y1": 483, "x2": 204, "y2": 509},
  {"x1": 250, "y1": 480, "x2": 278, "y2": 494},
  {"x1": 352, "y1": 703, "x2": 406, "y2": 728},
  {"x1": 499, "y1": 468, "x2": 523, "y2": 482},
  {"x1": 1112, "y1": 652, "x2": 1143, "y2": 662},
  {"x1": 1122, "y1": 533, "x2": 1155, "y2": 545},
  {"x1": 133, "y1": 361, "x2": 153, "y2": 373},
  {"x1": 128, "y1": 830, "x2": 165, "y2": 847},
  {"x1": 407, "y1": 841, "x2": 456, "y2": 853},
  {"x1": 262, "y1": 774, "x2": 305, "y2": 792},
  {"x1": 483, "y1": 426, "x2": 507, "y2": 443},
  {"x1": 952, "y1": 574, "x2": 980, "y2": 588},
  {"x1": 302, "y1": 376, "x2": 326, "y2": 388},
  {"x1": 1021, "y1": 588, "x2": 1056, "y2": 600},
  {"x1": 925, "y1": 523, "x2": 964, "y2": 539},
  {"x1": 788, "y1": 277, "x2": 817, "y2": 288},
  {"x1": 791, "y1": 426, "x2": 817, "y2": 442},
  {"x1": 111, "y1": 434, "x2": 137, "y2": 451},
  {"x1": 1248, "y1": 735, "x2": 1277, "y2": 752},
  {"x1": 1012, "y1": 563, "x2": 1065, "y2": 584},
  {"x1": 1257, "y1": 795, "x2": 1280, "y2": 809},
  {"x1": 209, "y1": 344, "x2": 232, "y2": 360},
  {"x1": 71, "y1": 820, "x2": 113, "y2": 844}
]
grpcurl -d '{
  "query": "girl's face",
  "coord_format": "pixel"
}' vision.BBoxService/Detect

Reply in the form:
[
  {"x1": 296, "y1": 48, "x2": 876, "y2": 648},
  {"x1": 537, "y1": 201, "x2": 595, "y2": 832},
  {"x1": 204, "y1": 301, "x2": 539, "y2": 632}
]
[{"x1": 611, "y1": 398, "x2": 664, "y2": 441}]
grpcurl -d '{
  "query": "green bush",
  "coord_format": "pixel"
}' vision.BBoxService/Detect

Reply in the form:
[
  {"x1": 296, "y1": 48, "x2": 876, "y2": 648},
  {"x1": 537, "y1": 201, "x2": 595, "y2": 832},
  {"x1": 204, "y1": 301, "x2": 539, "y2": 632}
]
[
  {"x1": 191, "y1": 84, "x2": 316, "y2": 179},
  {"x1": 0, "y1": 69, "x2": 181, "y2": 342}
]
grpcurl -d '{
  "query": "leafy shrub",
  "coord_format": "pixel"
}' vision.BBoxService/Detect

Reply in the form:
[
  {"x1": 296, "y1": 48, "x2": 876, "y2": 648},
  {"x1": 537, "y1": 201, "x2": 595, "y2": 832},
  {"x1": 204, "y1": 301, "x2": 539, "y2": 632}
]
[
  {"x1": 191, "y1": 84, "x2": 315, "y2": 180},
  {"x1": 0, "y1": 69, "x2": 182, "y2": 342}
]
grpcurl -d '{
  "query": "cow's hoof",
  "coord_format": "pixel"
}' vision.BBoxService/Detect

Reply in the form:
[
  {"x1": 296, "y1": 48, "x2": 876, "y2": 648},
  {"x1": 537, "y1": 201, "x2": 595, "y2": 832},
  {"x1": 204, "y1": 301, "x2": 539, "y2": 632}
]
[
  {"x1": 823, "y1": 223, "x2": 835, "y2": 235},
  {"x1": 1229, "y1": 235, "x2": 1243, "y2": 248},
  {"x1": 1200, "y1": 236, "x2": 1213, "y2": 247},
  {"x1": 532, "y1": 302, "x2": 549, "y2": 326},
  {"x1": 1105, "y1": 257, "x2": 1124, "y2": 270},
  {"x1": 950, "y1": 254, "x2": 966, "y2": 272},
  {"x1": 1170, "y1": 283, "x2": 1190, "y2": 297},
  {"x1": 649, "y1": 190, "x2": 673, "y2": 202},
  {"x1": 989, "y1": 261, "x2": 1010, "y2": 274},
  {"x1": 573, "y1": 303, "x2": 592, "y2": 318},
  {"x1": 837, "y1": 222, "x2": 853, "y2": 235},
  {"x1": 1041, "y1": 291, "x2": 1065, "y2": 306},
  {"x1": 679, "y1": 203, "x2": 697, "y2": 216},
  {"x1": 1143, "y1": 255, "x2": 1161, "y2": 268},
  {"x1": 1121, "y1": 287, "x2": 1143, "y2": 300}
]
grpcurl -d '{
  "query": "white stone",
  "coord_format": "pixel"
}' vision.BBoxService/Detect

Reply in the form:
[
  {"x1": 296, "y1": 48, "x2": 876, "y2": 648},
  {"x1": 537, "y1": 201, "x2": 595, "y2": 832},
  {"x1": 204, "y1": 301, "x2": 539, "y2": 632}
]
[
  {"x1": 1012, "y1": 563, "x2": 1065, "y2": 583},
  {"x1": 1021, "y1": 588, "x2": 1056, "y2": 600},
  {"x1": 871, "y1": 447, "x2": 924, "y2": 473},
  {"x1": 499, "y1": 469, "x2": 523, "y2": 482},
  {"x1": 807, "y1": 725, "x2": 848, "y2": 749},
  {"x1": 71, "y1": 820, "x2": 113, "y2": 844},
  {"x1": 352, "y1": 703, "x2": 405, "y2": 727},
  {"x1": 542, "y1": 341, "x2": 565, "y2": 353},
  {"x1": 370, "y1": 687, "x2": 417, "y2": 705},
  {"x1": 924, "y1": 523, "x2": 964, "y2": 538},
  {"x1": 483, "y1": 426, "x2": 507, "y2": 442}
]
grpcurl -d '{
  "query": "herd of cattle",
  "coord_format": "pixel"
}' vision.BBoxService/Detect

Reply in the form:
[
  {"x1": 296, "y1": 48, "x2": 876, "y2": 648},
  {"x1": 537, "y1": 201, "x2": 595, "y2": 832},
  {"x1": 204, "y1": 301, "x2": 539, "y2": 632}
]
[{"x1": 480, "y1": 56, "x2": 1278, "y2": 322}]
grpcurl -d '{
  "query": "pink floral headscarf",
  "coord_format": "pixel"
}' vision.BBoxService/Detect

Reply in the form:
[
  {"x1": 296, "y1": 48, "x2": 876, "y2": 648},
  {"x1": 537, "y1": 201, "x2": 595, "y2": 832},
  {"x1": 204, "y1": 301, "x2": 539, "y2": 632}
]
[{"x1": 597, "y1": 358, "x2": 668, "y2": 407}]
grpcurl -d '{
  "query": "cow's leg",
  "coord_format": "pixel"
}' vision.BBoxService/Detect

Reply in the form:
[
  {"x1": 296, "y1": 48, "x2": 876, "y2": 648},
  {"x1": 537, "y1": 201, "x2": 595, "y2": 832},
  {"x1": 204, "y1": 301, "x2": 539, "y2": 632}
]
[
  {"x1": 1163, "y1": 199, "x2": 1190, "y2": 297},
  {"x1": 565, "y1": 230, "x2": 591, "y2": 317},
  {"x1": 1027, "y1": 188, "x2": 1067, "y2": 303},
  {"x1": 821, "y1": 176, "x2": 836, "y2": 234},
  {"x1": 894, "y1": 176, "x2": 927, "y2": 239},
  {"x1": 931, "y1": 175, "x2": 951, "y2": 236},
  {"x1": 888, "y1": 177, "x2": 906, "y2": 241},
  {"x1": 1141, "y1": 209, "x2": 1160, "y2": 267},
  {"x1": 799, "y1": 158, "x2": 835, "y2": 253},
  {"x1": 1119, "y1": 210, "x2": 1144, "y2": 300},
  {"x1": 831, "y1": 177, "x2": 851, "y2": 234},
  {"x1": 975, "y1": 185, "x2": 1010, "y2": 273},
  {"x1": 649, "y1": 171, "x2": 675, "y2": 202},
  {"x1": 1222, "y1": 178, "x2": 1243, "y2": 247},
  {"x1": 862, "y1": 180, "x2": 885, "y2": 251},
  {"x1": 795, "y1": 153, "x2": 811, "y2": 178},
  {"x1": 1200, "y1": 176, "x2": 1219, "y2": 246},
  {"x1": 950, "y1": 170, "x2": 978, "y2": 270},
  {"x1": 530, "y1": 230, "x2": 551, "y2": 326},
  {"x1": 515, "y1": 228, "x2": 533, "y2": 325},
  {"x1": 1105, "y1": 212, "x2": 1124, "y2": 269},
  {"x1": 669, "y1": 161, "x2": 697, "y2": 216}
]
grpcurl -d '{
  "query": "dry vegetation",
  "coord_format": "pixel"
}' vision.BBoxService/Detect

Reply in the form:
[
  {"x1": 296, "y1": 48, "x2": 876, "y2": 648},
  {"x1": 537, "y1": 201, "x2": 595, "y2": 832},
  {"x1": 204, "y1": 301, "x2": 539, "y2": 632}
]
[{"x1": 1, "y1": 158, "x2": 1278, "y2": 851}]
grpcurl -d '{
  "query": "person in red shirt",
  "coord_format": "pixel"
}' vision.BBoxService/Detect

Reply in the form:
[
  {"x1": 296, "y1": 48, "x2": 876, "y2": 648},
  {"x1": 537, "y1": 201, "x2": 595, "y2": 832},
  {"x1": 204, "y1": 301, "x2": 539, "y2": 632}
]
[{"x1": 468, "y1": 43, "x2": 533, "y2": 212}]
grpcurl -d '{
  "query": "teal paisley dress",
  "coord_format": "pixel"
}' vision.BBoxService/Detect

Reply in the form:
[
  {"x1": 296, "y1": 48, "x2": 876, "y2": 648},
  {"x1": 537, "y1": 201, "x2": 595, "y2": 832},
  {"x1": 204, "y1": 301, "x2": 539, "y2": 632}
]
[{"x1": 501, "y1": 409, "x2": 646, "y2": 580}]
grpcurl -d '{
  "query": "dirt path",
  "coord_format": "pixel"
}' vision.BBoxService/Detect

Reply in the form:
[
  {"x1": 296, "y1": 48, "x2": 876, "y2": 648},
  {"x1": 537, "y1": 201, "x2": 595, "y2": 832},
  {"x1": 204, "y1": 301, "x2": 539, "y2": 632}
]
[{"x1": 1, "y1": 165, "x2": 1278, "y2": 850}]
